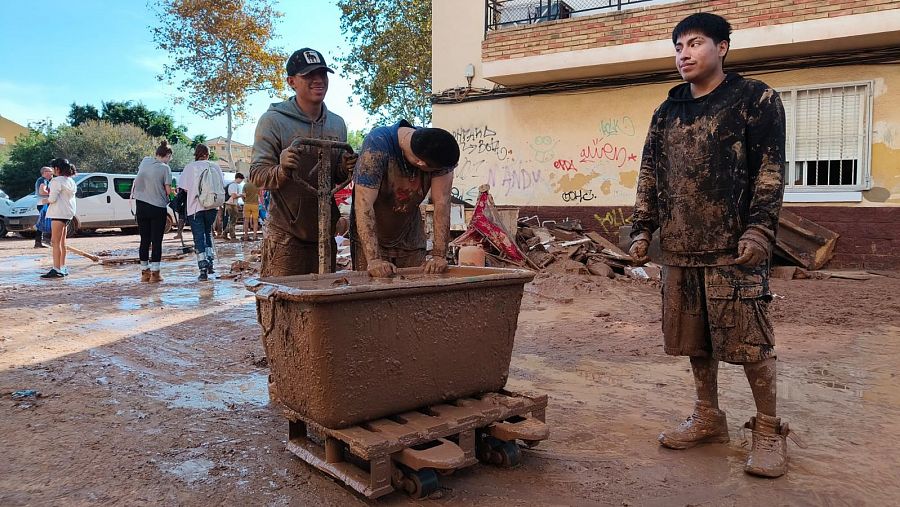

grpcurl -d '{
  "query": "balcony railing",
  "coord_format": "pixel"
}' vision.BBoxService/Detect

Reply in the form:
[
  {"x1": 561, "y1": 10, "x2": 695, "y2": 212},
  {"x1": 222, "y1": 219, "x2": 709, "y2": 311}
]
[{"x1": 485, "y1": 0, "x2": 664, "y2": 31}]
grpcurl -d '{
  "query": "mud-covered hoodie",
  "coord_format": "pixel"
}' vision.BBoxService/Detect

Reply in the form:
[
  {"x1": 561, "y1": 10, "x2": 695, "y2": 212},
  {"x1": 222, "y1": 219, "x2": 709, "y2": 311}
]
[
  {"x1": 249, "y1": 97, "x2": 347, "y2": 244},
  {"x1": 631, "y1": 73, "x2": 785, "y2": 266}
]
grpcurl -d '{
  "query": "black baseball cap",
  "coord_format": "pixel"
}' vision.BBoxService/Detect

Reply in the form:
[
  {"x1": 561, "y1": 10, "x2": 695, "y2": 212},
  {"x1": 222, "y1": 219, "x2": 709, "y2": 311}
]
[{"x1": 286, "y1": 48, "x2": 335, "y2": 76}]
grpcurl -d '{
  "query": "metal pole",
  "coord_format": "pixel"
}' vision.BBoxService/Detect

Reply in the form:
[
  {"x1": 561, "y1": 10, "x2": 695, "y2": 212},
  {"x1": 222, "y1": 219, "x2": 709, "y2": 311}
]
[
  {"x1": 317, "y1": 149, "x2": 331, "y2": 275},
  {"x1": 289, "y1": 138, "x2": 353, "y2": 275}
]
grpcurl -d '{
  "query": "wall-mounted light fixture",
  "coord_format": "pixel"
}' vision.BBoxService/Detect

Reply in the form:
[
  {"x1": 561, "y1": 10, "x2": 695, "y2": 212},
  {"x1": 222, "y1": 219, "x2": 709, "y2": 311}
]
[{"x1": 464, "y1": 63, "x2": 475, "y2": 88}]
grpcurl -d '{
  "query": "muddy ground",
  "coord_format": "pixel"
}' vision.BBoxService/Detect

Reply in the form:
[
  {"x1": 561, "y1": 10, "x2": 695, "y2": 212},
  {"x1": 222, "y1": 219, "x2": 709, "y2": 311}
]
[{"x1": 1, "y1": 231, "x2": 898, "y2": 506}]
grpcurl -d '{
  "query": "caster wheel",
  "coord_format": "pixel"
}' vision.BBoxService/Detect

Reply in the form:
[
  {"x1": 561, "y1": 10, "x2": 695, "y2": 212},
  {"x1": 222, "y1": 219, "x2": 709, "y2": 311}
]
[
  {"x1": 498, "y1": 441, "x2": 522, "y2": 468},
  {"x1": 405, "y1": 468, "x2": 439, "y2": 499}
]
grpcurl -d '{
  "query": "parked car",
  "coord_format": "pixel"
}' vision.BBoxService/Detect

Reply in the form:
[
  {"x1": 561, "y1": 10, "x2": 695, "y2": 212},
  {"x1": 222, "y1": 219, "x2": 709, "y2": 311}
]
[
  {"x1": 0, "y1": 189, "x2": 13, "y2": 238},
  {"x1": 4, "y1": 173, "x2": 173, "y2": 237}
]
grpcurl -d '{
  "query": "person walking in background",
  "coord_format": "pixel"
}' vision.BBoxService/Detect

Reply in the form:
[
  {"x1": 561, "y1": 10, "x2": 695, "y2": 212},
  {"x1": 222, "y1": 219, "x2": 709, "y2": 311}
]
[
  {"x1": 241, "y1": 176, "x2": 260, "y2": 241},
  {"x1": 34, "y1": 166, "x2": 52, "y2": 248},
  {"x1": 179, "y1": 144, "x2": 226, "y2": 281},
  {"x1": 41, "y1": 158, "x2": 76, "y2": 279},
  {"x1": 224, "y1": 173, "x2": 244, "y2": 240},
  {"x1": 132, "y1": 140, "x2": 174, "y2": 283}
]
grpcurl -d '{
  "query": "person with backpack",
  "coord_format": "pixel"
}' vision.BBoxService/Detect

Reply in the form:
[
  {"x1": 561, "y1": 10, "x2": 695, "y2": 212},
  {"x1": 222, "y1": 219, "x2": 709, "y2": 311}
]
[
  {"x1": 132, "y1": 140, "x2": 174, "y2": 283},
  {"x1": 178, "y1": 144, "x2": 226, "y2": 280}
]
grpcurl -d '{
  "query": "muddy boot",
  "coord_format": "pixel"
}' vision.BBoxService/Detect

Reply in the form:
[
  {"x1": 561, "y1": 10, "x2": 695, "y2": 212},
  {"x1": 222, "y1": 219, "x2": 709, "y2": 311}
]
[
  {"x1": 744, "y1": 413, "x2": 790, "y2": 478},
  {"x1": 659, "y1": 400, "x2": 729, "y2": 449},
  {"x1": 141, "y1": 269, "x2": 151, "y2": 282},
  {"x1": 149, "y1": 271, "x2": 163, "y2": 283}
]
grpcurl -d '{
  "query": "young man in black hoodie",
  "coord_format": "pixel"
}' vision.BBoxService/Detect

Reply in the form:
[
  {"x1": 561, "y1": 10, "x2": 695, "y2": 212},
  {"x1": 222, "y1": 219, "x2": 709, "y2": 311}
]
[{"x1": 629, "y1": 13, "x2": 793, "y2": 477}]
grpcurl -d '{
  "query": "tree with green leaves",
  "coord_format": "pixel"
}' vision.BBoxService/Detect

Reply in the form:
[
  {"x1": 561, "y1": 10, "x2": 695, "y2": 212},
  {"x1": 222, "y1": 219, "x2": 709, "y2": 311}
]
[
  {"x1": 68, "y1": 101, "x2": 189, "y2": 145},
  {"x1": 54, "y1": 120, "x2": 158, "y2": 174},
  {"x1": 0, "y1": 127, "x2": 57, "y2": 200},
  {"x1": 337, "y1": 0, "x2": 432, "y2": 125},
  {"x1": 347, "y1": 129, "x2": 367, "y2": 152},
  {"x1": 151, "y1": 0, "x2": 285, "y2": 170}
]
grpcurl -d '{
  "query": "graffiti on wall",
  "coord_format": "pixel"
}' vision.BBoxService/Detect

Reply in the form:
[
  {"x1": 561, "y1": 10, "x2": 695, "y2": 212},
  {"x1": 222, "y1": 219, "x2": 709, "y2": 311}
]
[
  {"x1": 452, "y1": 125, "x2": 511, "y2": 161},
  {"x1": 579, "y1": 137, "x2": 639, "y2": 168},
  {"x1": 594, "y1": 207, "x2": 633, "y2": 234},
  {"x1": 599, "y1": 116, "x2": 636, "y2": 138},
  {"x1": 529, "y1": 135, "x2": 558, "y2": 163},
  {"x1": 446, "y1": 118, "x2": 645, "y2": 206}
]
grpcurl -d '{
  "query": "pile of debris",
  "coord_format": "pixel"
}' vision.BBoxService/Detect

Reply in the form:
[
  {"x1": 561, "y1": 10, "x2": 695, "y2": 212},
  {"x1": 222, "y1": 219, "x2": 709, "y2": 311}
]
[{"x1": 516, "y1": 219, "x2": 660, "y2": 281}]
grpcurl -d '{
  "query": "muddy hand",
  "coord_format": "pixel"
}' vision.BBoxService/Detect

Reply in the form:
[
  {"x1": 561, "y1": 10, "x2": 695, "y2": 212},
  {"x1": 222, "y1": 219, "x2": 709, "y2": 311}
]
[
  {"x1": 629, "y1": 239, "x2": 650, "y2": 266},
  {"x1": 367, "y1": 259, "x2": 396, "y2": 278},
  {"x1": 734, "y1": 240, "x2": 767, "y2": 266},
  {"x1": 734, "y1": 229, "x2": 770, "y2": 266},
  {"x1": 423, "y1": 256, "x2": 448, "y2": 274},
  {"x1": 342, "y1": 152, "x2": 358, "y2": 176},
  {"x1": 279, "y1": 146, "x2": 302, "y2": 173}
]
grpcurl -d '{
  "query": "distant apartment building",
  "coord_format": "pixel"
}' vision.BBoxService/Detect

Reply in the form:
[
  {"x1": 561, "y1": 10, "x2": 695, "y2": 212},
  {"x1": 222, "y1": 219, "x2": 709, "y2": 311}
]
[
  {"x1": 207, "y1": 136, "x2": 252, "y2": 173},
  {"x1": 432, "y1": 0, "x2": 900, "y2": 268}
]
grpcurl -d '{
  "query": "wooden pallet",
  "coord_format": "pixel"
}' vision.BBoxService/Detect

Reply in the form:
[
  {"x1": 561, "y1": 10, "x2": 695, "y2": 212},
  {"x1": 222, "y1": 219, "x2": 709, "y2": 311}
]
[{"x1": 282, "y1": 390, "x2": 548, "y2": 499}]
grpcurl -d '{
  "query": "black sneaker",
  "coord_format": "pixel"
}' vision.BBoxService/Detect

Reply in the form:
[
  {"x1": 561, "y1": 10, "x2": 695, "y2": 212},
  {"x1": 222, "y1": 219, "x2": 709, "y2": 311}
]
[
  {"x1": 206, "y1": 264, "x2": 215, "y2": 274},
  {"x1": 198, "y1": 270, "x2": 208, "y2": 281},
  {"x1": 34, "y1": 243, "x2": 48, "y2": 249},
  {"x1": 40, "y1": 269, "x2": 64, "y2": 279}
]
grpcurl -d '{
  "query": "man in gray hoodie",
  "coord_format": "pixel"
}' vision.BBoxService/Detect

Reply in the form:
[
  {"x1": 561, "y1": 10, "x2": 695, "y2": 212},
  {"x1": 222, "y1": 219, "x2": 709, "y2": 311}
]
[{"x1": 249, "y1": 48, "x2": 356, "y2": 277}]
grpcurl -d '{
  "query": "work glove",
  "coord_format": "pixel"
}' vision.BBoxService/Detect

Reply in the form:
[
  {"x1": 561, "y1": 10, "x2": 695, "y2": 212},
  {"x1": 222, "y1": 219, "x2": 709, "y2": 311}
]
[
  {"x1": 734, "y1": 227, "x2": 772, "y2": 266},
  {"x1": 629, "y1": 231, "x2": 652, "y2": 266},
  {"x1": 278, "y1": 146, "x2": 302, "y2": 174},
  {"x1": 423, "y1": 256, "x2": 449, "y2": 274},
  {"x1": 367, "y1": 259, "x2": 397, "y2": 278},
  {"x1": 341, "y1": 151, "x2": 358, "y2": 177}
]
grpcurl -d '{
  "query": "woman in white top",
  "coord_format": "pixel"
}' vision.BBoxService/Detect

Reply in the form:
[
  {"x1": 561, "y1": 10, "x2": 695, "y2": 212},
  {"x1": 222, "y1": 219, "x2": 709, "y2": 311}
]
[
  {"x1": 42, "y1": 158, "x2": 77, "y2": 279},
  {"x1": 178, "y1": 144, "x2": 225, "y2": 281}
]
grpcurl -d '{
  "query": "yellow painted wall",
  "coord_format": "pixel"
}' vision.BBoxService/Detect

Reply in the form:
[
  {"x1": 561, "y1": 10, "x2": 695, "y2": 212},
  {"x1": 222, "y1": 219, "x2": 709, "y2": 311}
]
[
  {"x1": 0, "y1": 115, "x2": 29, "y2": 153},
  {"x1": 433, "y1": 64, "x2": 900, "y2": 207}
]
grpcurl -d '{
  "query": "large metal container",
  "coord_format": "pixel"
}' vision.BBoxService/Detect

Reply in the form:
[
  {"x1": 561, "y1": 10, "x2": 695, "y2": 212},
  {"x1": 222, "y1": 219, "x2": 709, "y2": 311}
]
[{"x1": 246, "y1": 266, "x2": 534, "y2": 429}]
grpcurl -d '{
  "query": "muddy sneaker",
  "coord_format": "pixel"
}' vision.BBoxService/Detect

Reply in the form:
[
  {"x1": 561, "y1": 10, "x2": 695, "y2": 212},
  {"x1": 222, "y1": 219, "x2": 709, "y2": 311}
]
[
  {"x1": 659, "y1": 400, "x2": 729, "y2": 449},
  {"x1": 198, "y1": 269, "x2": 208, "y2": 281},
  {"x1": 149, "y1": 271, "x2": 163, "y2": 283},
  {"x1": 141, "y1": 269, "x2": 151, "y2": 282},
  {"x1": 743, "y1": 413, "x2": 794, "y2": 478}
]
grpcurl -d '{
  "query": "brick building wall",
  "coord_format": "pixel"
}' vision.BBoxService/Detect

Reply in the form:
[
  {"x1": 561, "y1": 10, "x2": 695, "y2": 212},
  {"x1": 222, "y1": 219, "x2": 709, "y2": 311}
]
[
  {"x1": 519, "y1": 205, "x2": 900, "y2": 269},
  {"x1": 483, "y1": 0, "x2": 898, "y2": 61}
]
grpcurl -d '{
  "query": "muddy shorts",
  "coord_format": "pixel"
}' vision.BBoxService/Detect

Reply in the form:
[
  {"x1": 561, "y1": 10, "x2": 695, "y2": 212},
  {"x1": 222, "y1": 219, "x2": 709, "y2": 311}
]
[
  {"x1": 260, "y1": 235, "x2": 336, "y2": 277},
  {"x1": 351, "y1": 240, "x2": 426, "y2": 271},
  {"x1": 661, "y1": 264, "x2": 775, "y2": 364}
]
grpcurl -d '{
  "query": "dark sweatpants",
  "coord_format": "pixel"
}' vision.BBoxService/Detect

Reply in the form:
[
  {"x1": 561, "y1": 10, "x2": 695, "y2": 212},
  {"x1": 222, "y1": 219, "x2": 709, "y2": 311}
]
[{"x1": 136, "y1": 200, "x2": 167, "y2": 263}]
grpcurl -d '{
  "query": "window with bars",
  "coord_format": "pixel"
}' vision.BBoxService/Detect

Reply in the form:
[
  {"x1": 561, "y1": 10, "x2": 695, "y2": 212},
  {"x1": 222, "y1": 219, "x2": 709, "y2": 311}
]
[{"x1": 778, "y1": 82, "x2": 873, "y2": 192}]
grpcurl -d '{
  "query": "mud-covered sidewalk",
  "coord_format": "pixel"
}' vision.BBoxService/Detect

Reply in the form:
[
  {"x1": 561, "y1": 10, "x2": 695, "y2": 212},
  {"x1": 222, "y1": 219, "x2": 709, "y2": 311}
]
[{"x1": 1, "y1": 232, "x2": 898, "y2": 505}]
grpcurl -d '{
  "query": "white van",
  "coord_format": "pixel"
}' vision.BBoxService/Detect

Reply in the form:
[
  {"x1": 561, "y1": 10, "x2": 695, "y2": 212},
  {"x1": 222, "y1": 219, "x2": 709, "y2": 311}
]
[{"x1": 4, "y1": 173, "x2": 173, "y2": 237}]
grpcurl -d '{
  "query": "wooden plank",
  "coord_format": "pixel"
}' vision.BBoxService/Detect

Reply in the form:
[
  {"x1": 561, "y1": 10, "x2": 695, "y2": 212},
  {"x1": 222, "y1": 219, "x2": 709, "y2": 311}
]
[
  {"x1": 585, "y1": 231, "x2": 632, "y2": 260},
  {"x1": 776, "y1": 209, "x2": 839, "y2": 270},
  {"x1": 324, "y1": 392, "x2": 547, "y2": 460},
  {"x1": 286, "y1": 438, "x2": 394, "y2": 499}
]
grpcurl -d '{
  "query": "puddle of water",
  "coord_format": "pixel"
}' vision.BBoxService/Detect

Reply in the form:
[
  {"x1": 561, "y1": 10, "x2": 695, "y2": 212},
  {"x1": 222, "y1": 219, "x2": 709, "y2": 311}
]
[
  {"x1": 163, "y1": 457, "x2": 215, "y2": 483},
  {"x1": 153, "y1": 373, "x2": 269, "y2": 410}
]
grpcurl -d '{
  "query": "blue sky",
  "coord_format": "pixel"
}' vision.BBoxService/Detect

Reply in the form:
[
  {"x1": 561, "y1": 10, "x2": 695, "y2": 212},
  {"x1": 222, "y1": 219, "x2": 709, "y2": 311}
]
[{"x1": 0, "y1": 0, "x2": 372, "y2": 145}]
